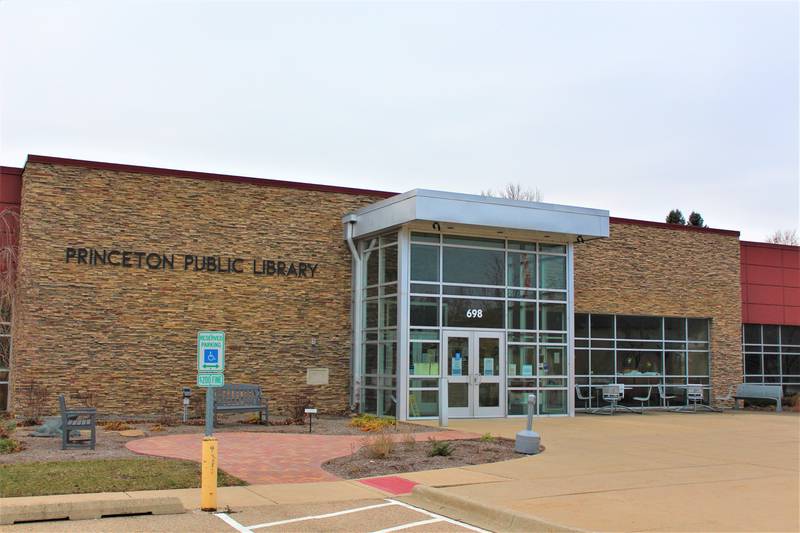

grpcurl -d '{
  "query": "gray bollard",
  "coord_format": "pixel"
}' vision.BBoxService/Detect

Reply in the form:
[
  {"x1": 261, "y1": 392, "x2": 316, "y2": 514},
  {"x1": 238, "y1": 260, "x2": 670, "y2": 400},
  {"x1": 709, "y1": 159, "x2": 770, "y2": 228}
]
[{"x1": 514, "y1": 393, "x2": 541, "y2": 454}]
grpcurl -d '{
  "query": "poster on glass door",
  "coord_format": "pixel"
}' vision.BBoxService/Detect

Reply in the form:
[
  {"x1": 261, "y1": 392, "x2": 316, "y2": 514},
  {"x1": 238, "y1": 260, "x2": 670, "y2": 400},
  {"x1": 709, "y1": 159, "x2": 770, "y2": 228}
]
[{"x1": 452, "y1": 352, "x2": 462, "y2": 376}]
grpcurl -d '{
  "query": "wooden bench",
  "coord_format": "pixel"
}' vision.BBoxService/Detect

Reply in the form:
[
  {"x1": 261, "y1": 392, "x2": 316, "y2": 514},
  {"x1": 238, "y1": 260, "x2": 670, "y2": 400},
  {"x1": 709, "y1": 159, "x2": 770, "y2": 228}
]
[
  {"x1": 726, "y1": 383, "x2": 783, "y2": 412},
  {"x1": 59, "y1": 394, "x2": 97, "y2": 450},
  {"x1": 213, "y1": 384, "x2": 268, "y2": 425}
]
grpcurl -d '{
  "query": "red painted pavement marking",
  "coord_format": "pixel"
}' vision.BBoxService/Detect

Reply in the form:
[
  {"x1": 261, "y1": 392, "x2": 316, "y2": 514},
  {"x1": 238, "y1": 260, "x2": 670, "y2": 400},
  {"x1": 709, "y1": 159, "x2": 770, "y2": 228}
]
[{"x1": 358, "y1": 476, "x2": 418, "y2": 495}]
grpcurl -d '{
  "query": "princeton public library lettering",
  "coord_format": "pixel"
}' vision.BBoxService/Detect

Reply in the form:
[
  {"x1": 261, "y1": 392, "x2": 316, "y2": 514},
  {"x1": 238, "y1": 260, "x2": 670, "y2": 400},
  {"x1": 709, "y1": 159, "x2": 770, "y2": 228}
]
[{"x1": 65, "y1": 247, "x2": 318, "y2": 277}]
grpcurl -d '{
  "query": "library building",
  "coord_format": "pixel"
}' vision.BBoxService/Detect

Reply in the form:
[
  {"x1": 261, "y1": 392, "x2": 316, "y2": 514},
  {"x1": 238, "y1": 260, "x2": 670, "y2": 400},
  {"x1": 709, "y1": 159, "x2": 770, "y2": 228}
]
[{"x1": 0, "y1": 156, "x2": 797, "y2": 420}]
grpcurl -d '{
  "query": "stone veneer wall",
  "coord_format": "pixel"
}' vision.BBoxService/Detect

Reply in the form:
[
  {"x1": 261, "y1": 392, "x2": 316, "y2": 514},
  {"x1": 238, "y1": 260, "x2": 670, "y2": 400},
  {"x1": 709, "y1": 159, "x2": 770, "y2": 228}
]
[
  {"x1": 573, "y1": 222, "x2": 742, "y2": 404},
  {"x1": 12, "y1": 162, "x2": 385, "y2": 417}
]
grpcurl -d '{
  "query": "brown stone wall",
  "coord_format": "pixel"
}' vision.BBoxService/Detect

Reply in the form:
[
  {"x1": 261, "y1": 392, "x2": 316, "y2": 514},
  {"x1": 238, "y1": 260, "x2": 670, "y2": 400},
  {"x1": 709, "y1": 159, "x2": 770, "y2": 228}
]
[
  {"x1": 11, "y1": 162, "x2": 385, "y2": 417},
  {"x1": 574, "y1": 222, "x2": 742, "y2": 404}
]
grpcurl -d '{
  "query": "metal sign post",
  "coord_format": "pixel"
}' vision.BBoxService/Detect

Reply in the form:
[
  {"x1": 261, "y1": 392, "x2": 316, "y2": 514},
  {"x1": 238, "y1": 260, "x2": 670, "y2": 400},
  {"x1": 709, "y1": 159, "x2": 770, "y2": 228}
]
[
  {"x1": 305, "y1": 407, "x2": 317, "y2": 433},
  {"x1": 197, "y1": 330, "x2": 225, "y2": 512}
]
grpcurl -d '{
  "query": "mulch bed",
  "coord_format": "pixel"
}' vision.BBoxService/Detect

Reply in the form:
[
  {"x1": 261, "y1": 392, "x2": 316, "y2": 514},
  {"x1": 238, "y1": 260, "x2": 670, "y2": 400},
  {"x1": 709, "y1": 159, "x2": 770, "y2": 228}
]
[{"x1": 322, "y1": 438, "x2": 526, "y2": 479}]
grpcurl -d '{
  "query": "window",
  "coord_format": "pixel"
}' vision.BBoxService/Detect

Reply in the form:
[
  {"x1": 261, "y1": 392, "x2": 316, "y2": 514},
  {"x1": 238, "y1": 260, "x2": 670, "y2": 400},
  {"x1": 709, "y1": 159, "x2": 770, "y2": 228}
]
[
  {"x1": 442, "y1": 247, "x2": 505, "y2": 286},
  {"x1": 360, "y1": 233, "x2": 399, "y2": 416},
  {"x1": 742, "y1": 324, "x2": 800, "y2": 397},
  {"x1": 575, "y1": 314, "x2": 711, "y2": 409}
]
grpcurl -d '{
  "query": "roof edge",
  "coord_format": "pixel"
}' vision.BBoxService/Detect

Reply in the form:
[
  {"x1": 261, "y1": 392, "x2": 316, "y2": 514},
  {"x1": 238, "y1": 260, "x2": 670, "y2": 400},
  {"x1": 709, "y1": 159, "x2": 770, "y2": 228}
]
[
  {"x1": 610, "y1": 216, "x2": 740, "y2": 237},
  {"x1": 741, "y1": 240, "x2": 800, "y2": 251},
  {"x1": 0, "y1": 166, "x2": 24, "y2": 175},
  {"x1": 24, "y1": 154, "x2": 397, "y2": 199}
]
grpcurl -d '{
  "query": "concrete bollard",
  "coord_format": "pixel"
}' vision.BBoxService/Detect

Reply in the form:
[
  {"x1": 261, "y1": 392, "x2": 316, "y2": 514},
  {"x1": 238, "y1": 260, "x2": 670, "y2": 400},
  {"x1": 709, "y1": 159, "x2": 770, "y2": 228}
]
[{"x1": 514, "y1": 394, "x2": 540, "y2": 454}]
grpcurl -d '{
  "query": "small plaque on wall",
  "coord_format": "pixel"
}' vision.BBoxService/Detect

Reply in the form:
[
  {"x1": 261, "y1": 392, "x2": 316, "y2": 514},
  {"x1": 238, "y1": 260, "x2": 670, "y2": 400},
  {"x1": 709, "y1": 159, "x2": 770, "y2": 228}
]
[{"x1": 307, "y1": 368, "x2": 329, "y2": 385}]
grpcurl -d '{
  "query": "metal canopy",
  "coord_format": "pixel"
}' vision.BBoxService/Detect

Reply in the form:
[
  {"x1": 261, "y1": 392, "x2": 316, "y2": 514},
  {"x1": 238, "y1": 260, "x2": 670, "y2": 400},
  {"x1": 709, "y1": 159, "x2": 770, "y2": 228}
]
[{"x1": 343, "y1": 189, "x2": 609, "y2": 241}]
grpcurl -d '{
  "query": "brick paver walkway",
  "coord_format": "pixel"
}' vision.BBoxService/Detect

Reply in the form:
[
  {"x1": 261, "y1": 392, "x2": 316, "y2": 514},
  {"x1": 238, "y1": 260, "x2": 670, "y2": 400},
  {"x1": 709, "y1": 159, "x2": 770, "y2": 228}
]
[{"x1": 126, "y1": 430, "x2": 478, "y2": 484}]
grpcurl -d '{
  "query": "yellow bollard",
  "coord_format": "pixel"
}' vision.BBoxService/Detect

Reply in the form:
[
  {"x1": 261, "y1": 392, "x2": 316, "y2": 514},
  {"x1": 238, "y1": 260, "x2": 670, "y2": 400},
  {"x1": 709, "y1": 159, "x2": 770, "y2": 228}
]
[{"x1": 201, "y1": 437, "x2": 218, "y2": 511}]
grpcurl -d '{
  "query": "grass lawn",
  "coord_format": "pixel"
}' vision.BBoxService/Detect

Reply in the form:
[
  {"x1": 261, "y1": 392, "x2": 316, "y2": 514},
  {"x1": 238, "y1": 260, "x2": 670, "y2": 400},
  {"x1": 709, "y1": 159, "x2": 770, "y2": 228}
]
[{"x1": 0, "y1": 458, "x2": 246, "y2": 498}]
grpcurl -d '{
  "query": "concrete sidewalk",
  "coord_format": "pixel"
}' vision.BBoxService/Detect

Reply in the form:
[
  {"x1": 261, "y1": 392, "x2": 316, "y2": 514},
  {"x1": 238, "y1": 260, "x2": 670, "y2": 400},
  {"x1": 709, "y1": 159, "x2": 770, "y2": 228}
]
[
  {"x1": 409, "y1": 411, "x2": 800, "y2": 532},
  {"x1": 0, "y1": 479, "x2": 393, "y2": 516}
]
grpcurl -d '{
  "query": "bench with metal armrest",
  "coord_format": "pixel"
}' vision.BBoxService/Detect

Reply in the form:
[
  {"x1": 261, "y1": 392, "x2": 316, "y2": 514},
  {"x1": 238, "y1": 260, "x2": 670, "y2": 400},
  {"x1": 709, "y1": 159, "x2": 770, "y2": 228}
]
[
  {"x1": 213, "y1": 384, "x2": 269, "y2": 425},
  {"x1": 58, "y1": 394, "x2": 97, "y2": 450},
  {"x1": 717, "y1": 383, "x2": 782, "y2": 412}
]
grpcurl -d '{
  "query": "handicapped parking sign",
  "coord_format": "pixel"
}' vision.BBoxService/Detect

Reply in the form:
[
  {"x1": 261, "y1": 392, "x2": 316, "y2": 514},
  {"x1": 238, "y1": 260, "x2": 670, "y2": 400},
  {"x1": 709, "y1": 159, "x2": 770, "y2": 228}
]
[
  {"x1": 198, "y1": 331, "x2": 225, "y2": 372},
  {"x1": 204, "y1": 348, "x2": 219, "y2": 365}
]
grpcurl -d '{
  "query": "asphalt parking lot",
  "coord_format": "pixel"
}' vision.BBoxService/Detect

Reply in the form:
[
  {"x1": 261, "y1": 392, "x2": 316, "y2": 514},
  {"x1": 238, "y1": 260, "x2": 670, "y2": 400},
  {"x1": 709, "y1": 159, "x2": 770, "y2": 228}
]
[{"x1": 1, "y1": 499, "x2": 487, "y2": 533}]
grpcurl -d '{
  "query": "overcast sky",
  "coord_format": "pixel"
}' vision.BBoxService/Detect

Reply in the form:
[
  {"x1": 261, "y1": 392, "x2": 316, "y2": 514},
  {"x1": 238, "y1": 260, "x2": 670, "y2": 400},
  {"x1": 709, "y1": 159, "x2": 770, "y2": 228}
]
[{"x1": 1, "y1": 1, "x2": 797, "y2": 240}]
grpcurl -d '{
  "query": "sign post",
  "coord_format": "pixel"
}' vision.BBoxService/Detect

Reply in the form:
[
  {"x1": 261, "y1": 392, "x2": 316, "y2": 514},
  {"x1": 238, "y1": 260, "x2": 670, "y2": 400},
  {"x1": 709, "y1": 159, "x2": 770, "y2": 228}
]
[{"x1": 197, "y1": 330, "x2": 225, "y2": 512}]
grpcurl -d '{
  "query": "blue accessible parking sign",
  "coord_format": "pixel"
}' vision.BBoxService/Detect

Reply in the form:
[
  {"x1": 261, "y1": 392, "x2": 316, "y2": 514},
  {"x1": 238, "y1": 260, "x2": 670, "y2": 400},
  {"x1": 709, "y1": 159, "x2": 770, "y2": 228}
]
[{"x1": 197, "y1": 331, "x2": 225, "y2": 372}]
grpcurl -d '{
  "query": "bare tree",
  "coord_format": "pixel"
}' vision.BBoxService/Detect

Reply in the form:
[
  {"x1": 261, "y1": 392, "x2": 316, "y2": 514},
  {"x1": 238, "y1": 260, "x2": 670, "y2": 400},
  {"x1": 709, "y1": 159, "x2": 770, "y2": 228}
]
[
  {"x1": 481, "y1": 183, "x2": 543, "y2": 202},
  {"x1": 766, "y1": 229, "x2": 799, "y2": 245},
  {"x1": 0, "y1": 208, "x2": 19, "y2": 370}
]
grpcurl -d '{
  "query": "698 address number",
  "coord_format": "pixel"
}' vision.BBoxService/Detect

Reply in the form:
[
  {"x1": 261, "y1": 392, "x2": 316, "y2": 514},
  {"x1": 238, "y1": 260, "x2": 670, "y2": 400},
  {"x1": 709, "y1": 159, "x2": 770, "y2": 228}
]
[{"x1": 465, "y1": 309, "x2": 484, "y2": 318}]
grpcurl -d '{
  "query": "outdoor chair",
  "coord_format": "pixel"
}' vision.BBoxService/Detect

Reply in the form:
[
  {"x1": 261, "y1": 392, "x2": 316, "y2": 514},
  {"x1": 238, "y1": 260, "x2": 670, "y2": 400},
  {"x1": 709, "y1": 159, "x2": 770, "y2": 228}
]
[
  {"x1": 675, "y1": 385, "x2": 721, "y2": 413},
  {"x1": 658, "y1": 384, "x2": 677, "y2": 410},
  {"x1": 597, "y1": 384, "x2": 636, "y2": 415},
  {"x1": 633, "y1": 386, "x2": 652, "y2": 414},
  {"x1": 58, "y1": 394, "x2": 97, "y2": 450},
  {"x1": 575, "y1": 385, "x2": 596, "y2": 413}
]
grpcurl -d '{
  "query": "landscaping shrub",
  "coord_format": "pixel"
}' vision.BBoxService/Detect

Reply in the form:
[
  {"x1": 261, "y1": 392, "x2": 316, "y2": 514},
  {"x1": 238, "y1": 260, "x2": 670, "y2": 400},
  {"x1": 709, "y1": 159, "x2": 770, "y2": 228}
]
[
  {"x1": 427, "y1": 438, "x2": 454, "y2": 457},
  {"x1": 19, "y1": 379, "x2": 48, "y2": 426},
  {"x1": 0, "y1": 422, "x2": 24, "y2": 454},
  {"x1": 0, "y1": 419, "x2": 14, "y2": 439},
  {"x1": 100, "y1": 421, "x2": 132, "y2": 431},
  {"x1": 243, "y1": 413, "x2": 263, "y2": 424},
  {"x1": 364, "y1": 432, "x2": 395, "y2": 459},
  {"x1": 480, "y1": 432, "x2": 495, "y2": 442},
  {"x1": 349, "y1": 414, "x2": 396, "y2": 432},
  {"x1": 401, "y1": 431, "x2": 416, "y2": 448}
]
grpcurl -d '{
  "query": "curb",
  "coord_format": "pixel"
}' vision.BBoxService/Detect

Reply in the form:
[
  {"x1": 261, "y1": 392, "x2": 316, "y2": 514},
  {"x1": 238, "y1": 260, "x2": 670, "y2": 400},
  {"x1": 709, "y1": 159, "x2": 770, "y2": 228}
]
[
  {"x1": 405, "y1": 485, "x2": 585, "y2": 533},
  {"x1": 0, "y1": 496, "x2": 184, "y2": 526}
]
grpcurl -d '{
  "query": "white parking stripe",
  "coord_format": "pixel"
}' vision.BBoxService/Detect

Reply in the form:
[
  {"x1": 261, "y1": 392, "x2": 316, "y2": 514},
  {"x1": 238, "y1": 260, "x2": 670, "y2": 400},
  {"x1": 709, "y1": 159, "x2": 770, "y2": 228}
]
[
  {"x1": 385, "y1": 499, "x2": 490, "y2": 533},
  {"x1": 371, "y1": 517, "x2": 443, "y2": 533},
  {"x1": 248, "y1": 501, "x2": 398, "y2": 529},
  {"x1": 215, "y1": 512, "x2": 254, "y2": 533}
]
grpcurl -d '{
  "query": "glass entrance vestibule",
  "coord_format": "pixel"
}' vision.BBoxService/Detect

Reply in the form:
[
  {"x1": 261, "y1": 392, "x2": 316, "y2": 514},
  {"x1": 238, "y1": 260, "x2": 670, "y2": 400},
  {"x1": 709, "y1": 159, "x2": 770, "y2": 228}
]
[
  {"x1": 353, "y1": 228, "x2": 573, "y2": 419},
  {"x1": 344, "y1": 189, "x2": 609, "y2": 420}
]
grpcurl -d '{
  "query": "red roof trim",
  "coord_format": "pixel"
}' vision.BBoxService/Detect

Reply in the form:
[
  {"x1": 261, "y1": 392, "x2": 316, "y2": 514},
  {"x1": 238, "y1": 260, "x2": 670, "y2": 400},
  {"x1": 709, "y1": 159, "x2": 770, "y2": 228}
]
[
  {"x1": 610, "y1": 216, "x2": 740, "y2": 237},
  {"x1": 740, "y1": 240, "x2": 800, "y2": 251},
  {"x1": 25, "y1": 155, "x2": 397, "y2": 199},
  {"x1": 0, "y1": 166, "x2": 23, "y2": 176}
]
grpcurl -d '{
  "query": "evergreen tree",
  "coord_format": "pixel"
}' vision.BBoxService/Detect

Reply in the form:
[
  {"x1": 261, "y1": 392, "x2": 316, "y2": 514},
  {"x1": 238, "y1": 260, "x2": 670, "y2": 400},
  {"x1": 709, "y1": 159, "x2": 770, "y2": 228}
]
[
  {"x1": 666, "y1": 209, "x2": 685, "y2": 225},
  {"x1": 688, "y1": 211, "x2": 705, "y2": 227}
]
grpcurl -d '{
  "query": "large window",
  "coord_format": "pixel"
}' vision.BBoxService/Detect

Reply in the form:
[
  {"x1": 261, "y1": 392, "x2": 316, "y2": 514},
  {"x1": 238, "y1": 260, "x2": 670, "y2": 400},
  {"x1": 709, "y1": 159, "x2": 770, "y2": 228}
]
[
  {"x1": 575, "y1": 314, "x2": 711, "y2": 409},
  {"x1": 360, "y1": 233, "x2": 398, "y2": 416},
  {"x1": 743, "y1": 324, "x2": 800, "y2": 397},
  {"x1": 409, "y1": 233, "x2": 569, "y2": 416}
]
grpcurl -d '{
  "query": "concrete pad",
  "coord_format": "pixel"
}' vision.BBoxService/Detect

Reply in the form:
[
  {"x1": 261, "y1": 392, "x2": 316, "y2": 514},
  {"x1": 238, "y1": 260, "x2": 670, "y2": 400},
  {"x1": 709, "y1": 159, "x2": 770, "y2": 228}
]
[
  {"x1": 245, "y1": 480, "x2": 386, "y2": 504},
  {"x1": 400, "y1": 467, "x2": 511, "y2": 487},
  {"x1": 414, "y1": 412, "x2": 799, "y2": 532},
  {"x1": 505, "y1": 474, "x2": 800, "y2": 532},
  {"x1": 126, "y1": 486, "x2": 272, "y2": 511},
  {"x1": 406, "y1": 485, "x2": 580, "y2": 533}
]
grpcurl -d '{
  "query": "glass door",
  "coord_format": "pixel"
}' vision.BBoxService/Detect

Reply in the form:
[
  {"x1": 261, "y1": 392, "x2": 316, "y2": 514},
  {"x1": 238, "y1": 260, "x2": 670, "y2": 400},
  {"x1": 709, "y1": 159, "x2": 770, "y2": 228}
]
[
  {"x1": 444, "y1": 332, "x2": 471, "y2": 418},
  {"x1": 444, "y1": 330, "x2": 505, "y2": 418}
]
